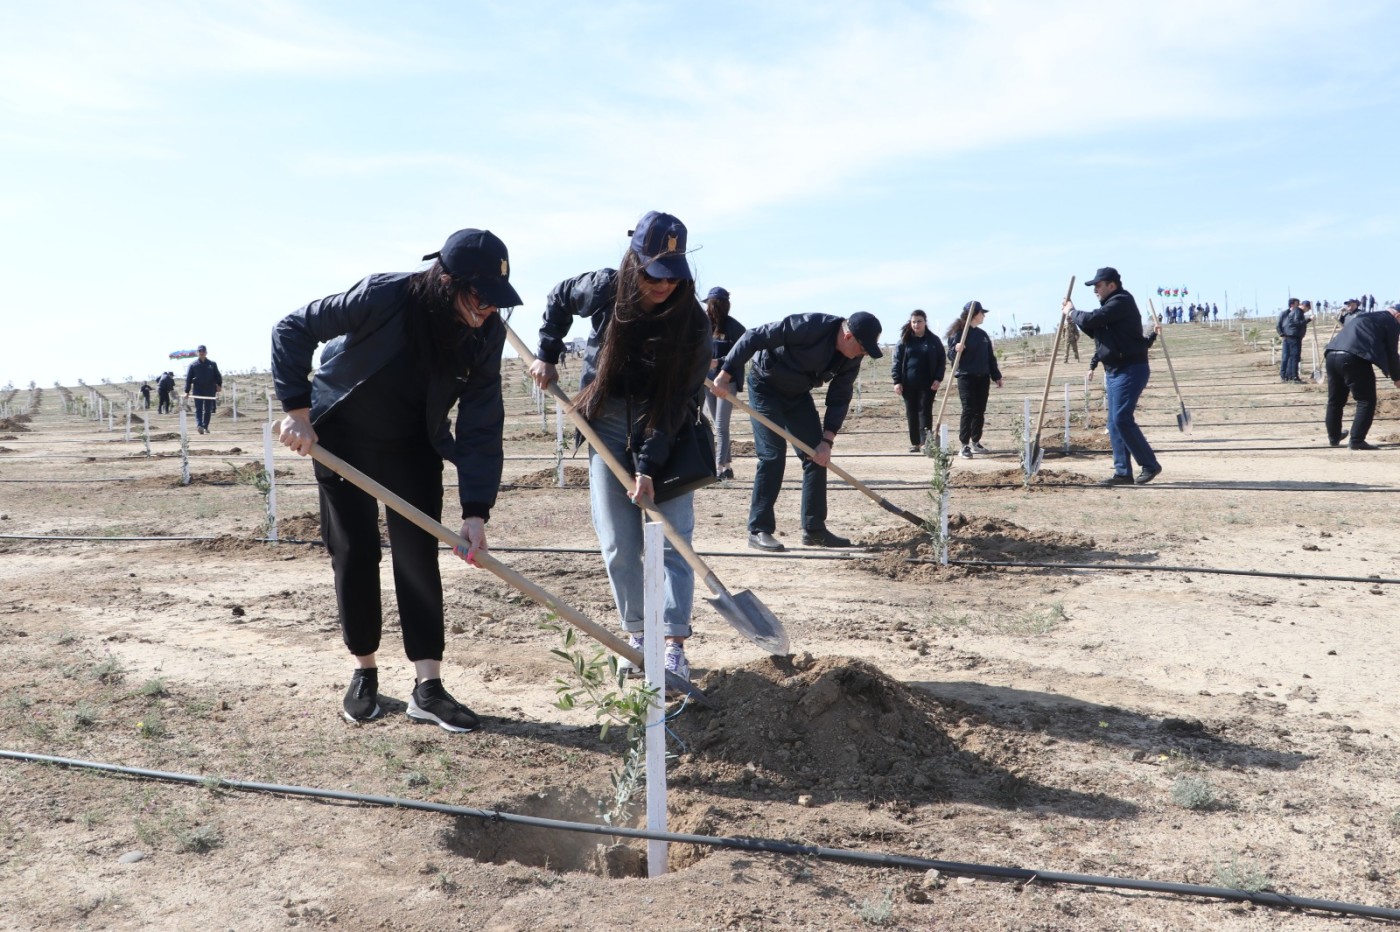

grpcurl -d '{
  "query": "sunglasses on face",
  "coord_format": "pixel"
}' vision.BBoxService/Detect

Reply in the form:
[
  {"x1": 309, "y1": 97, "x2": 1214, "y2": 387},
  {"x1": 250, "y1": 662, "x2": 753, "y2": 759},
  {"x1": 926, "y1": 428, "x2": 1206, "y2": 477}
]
[{"x1": 639, "y1": 270, "x2": 679, "y2": 285}]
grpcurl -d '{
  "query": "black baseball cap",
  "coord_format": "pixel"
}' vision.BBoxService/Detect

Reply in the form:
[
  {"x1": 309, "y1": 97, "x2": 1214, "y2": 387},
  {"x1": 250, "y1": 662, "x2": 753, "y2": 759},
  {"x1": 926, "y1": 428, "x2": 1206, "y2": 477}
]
[
  {"x1": 197, "y1": 345, "x2": 207, "y2": 352},
  {"x1": 846, "y1": 311, "x2": 883, "y2": 359},
  {"x1": 706, "y1": 286, "x2": 730, "y2": 301},
  {"x1": 1085, "y1": 267, "x2": 1121, "y2": 285},
  {"x1": 963, "y1": 300, "x2": 989, "y2": 315},
  {"x1": 423, "y1": 229, "x2": 523, "y2": 309}
]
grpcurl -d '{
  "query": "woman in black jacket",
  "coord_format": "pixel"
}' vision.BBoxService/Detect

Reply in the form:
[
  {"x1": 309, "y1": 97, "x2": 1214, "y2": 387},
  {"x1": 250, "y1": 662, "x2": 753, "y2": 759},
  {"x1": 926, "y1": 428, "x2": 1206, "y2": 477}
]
[
  {"x1": 528, "y1": 211, "x2": 710, "y2": 684},
  {"x1": 891, "y1": 309, "x2": 946, "y2": 451},
  {"x1": 945, "y1": 300, "x2": 1003, "y2": 458},
  {"x1": 702, "y1": 287, "x2": 746, "y2": 479},
  {"x1": 272, "y1": 229, "x2": 520, "y2": 731}
]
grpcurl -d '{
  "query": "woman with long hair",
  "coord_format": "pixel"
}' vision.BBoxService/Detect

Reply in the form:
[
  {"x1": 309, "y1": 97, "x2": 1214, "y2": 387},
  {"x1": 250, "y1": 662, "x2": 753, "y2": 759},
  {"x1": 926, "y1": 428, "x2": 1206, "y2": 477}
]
[
  {"x1": 272, "y1": 229, "x2": 520, "y2": 731},
  {"x1": 529, "y1": 212, "x2": 711, "y2": 682},
  {"x1": 945, "y1": 300, "x2": 1002, "y2": 458},
  {"x1": 702, "y1": 286, "x2": 746, "y2": 479},
  {"x1": 891, "y1": 309, "x2": 946, "y2": 451}
]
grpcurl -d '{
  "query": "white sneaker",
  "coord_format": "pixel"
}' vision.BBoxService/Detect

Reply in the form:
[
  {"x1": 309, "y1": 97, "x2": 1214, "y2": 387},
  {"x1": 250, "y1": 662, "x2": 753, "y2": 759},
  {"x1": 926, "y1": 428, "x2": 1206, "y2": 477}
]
[
  {"x1": 959, "y1": 445, "x2": 973, "y2": 459},
  {"x1": 664, "y1": 642, "x2": 691, "y2": 686},
  {"x1": 619, "y1": 634, "x2": 644, "y2": 678}
]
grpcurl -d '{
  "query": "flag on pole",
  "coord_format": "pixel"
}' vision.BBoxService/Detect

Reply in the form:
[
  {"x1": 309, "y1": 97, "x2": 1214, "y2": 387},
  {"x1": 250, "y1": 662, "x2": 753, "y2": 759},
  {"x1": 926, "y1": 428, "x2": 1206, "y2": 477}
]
[{"x1": 168, "y1": 349, "x2": 200, "y2": 359}]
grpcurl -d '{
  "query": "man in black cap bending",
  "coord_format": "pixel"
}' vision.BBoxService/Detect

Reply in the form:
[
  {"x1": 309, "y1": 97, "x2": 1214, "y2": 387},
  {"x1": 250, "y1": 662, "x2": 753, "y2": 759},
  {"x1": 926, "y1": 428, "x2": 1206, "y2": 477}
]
[
  {"x1": 1063, "y1": 268, "x2": 1162, "y2": 485},
  {"x1": 184, "y1": 345, "x2": 223, "y2": 434},
  {"x1": 711, "y1": 312, "x2": 882, "y2": 550},
  {"x1": 1323, "y1": 302, "x2": 1400, "y2": 450}
]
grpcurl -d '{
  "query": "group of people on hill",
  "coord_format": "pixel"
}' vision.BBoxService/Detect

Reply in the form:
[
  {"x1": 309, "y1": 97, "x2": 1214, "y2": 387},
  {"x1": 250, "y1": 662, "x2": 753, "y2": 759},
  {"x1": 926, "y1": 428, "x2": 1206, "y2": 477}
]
[
  {"x1": 265, "y1": 215, "x2": 1398, "y2": 732},
  {"x1": 1160, "y1": 303, "x2": 1218, "y2": 324}
]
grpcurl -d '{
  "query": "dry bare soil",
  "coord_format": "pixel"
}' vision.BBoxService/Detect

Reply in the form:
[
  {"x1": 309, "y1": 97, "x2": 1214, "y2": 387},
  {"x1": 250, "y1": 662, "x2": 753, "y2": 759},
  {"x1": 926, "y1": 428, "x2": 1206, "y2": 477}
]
[{"x1": 3, "y1": 321, "x2": 1400, "y2": 931}]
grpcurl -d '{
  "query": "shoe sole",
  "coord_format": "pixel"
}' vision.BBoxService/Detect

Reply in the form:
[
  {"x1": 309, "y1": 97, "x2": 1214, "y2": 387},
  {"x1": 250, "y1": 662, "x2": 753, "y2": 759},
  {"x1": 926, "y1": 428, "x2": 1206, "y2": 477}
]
[
  {"x1": 747, "y1": 540, "x2": 786, "y2": 552},
  {"x1": 342, "y1": 703, "x2": 383, "y2": 724},
  {"x1": 407, "y1": 698, "x2": 479, "y2": 733}
]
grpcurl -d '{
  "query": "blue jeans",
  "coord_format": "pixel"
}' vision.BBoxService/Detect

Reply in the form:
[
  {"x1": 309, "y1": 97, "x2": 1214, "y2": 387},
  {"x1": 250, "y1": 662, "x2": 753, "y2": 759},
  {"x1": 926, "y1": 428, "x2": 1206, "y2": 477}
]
[
  {"x1": 1280, "y1": 337, "x2": 1301, "y2": 380},
  {"x1": 588, "y1": 400, "x2": 695, "y2": 638},
  {"x1": 194, "y1": 397, "x2": 216, "y2": 430},
  {"x1": 746, "y1": 376, "x2": 827, "y2": 535},
  {"x1": 1104, "y1": 363, "x2": 1159, "y2": 477}
]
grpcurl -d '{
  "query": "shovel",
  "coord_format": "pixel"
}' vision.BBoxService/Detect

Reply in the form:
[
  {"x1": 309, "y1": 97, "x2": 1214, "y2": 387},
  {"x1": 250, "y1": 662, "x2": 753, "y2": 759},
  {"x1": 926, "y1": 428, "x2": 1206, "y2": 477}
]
[
  {"x1": 1309, "y1": 325, "x2": 1324, "y2": 383},
  {"x1": 711, "y1": 380, "x2": 930, "y2": 530},
  {"x1": 503, "y1": 324, "x2": 789, "y2": 657},
  {"x1": 1147, "y1": 299, "x2": 1192, "y2": 434},
  {"x1": 1029, "y1": 276, "x2": 1077, "y2": 474},
  {"x1": 281, "y1": 429, "x2": 708, "y2": 704}
]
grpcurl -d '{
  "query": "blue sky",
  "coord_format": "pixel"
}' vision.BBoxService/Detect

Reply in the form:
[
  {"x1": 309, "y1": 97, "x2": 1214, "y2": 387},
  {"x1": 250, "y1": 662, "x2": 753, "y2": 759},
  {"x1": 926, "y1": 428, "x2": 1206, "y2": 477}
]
[{"x1": 2, "y1": 0, "x2": 1396, "y2": 387}]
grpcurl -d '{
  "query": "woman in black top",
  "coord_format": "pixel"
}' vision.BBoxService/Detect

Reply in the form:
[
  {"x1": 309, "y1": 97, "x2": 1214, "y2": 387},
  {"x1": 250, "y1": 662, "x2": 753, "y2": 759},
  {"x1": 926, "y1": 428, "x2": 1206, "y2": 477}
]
[
  {"x1": 702, "y1": 287, "x2": 746, "y2": 478},
  {"x1": 890, "y1": 309, "x2": 946, "y2": 451},
  {"x1": 945, "y1": 300, "x2": 1003, "y2": 458},
  {"x1": 272, "y1": 229, "x2": 520, "y2": 732}
]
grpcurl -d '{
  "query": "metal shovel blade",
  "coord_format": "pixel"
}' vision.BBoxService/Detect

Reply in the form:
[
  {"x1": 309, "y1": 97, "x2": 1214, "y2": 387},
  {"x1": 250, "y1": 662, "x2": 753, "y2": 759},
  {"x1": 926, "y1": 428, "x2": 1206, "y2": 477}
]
[
  {"x1": 1311, "y1": 368, "x2": 1324, "y2": 384},
  {"x1": 1177, "y1": 406, "x2": 1193, "y2": 434},
  {"x1": 706, "y1": 587, "x2": 789, "y2": 656},
  {"x1": 1028, "y1": 447, "x2": 1044, "y2": 478}
]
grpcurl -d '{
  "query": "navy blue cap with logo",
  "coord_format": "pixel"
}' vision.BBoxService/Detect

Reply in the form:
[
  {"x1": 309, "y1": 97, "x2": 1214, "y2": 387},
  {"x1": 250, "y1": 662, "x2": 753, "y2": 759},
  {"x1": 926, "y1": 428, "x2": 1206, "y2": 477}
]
[
  {"x1": 628, "y1": 211, "x2": 692, "y2": 281},
  {"x1": 846, "y1": 311, "x2": 883, "y2": 359},
  {"x1": 422, "y1": 229, "x2": 523, "y2": 309},
  {"x1": 1085, "y1": 267, "x2": 1121, "y2": 286}
]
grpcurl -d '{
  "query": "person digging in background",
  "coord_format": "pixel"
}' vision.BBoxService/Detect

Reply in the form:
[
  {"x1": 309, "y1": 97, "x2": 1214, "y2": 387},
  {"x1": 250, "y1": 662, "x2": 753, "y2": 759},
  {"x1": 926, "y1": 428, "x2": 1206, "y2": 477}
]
[
  {"x1": 1323, "y1": 302, "x2": 1400, "y2": 450},
  {"x1": 528, "y1": 211, "x2": 711, "y2": 684},
  {"x1": 183, "y1": 345, "x2": 223, "y2": 434},
  {"x1": 702, "y1": 286, "x2": 746, "y2": 480},
  {"x1": 945, "y1": 301, "x2": 1002, "y2": 459},
  {"x1": 157, "y1": 371, "x2": 175, "y2": 414},
  {"x1": 1277, "y1": 297, "x2": 1308, "y2": 383},
  {"x1": 711, "y1": 310, "x2": 882, "y2": 552},
  {"x1": 891, "y1": 309, "x2": 945, "y2": 452},
  {"x1": 1063, "y1": 267, "x2": 1162, "y2": 485},
  {"x1": 272, "y1": 228, "x2": 519, "y2": 731}
]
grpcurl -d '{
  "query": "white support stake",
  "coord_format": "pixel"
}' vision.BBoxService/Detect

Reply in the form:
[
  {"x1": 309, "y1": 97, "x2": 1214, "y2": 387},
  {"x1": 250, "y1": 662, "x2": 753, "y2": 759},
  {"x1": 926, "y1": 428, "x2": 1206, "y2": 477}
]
[
  {"x1": 107, "y1": 402, "x2": 114, "y2": 432},
  {"x1": 262, "y1": 421, "x2": 279, "y2": 541},
  {"x1": 1022, "y1": 397, "x2": 1032, "y2": 479},
  {"x1": 231, "y1": 384, "x2": 238, "y2": 422},
  {"x1": 642, "y1": 521, "x2": 668, "y2": 877},
  {"x1": 555, "y1": 400, "x2": 566, "y2": 488},
  {"x1": 1063, "y1": 383, "x2": 1071, "y2": 453},
  {"x1": 178, "y1": 408, "x2": 191, "y2": 486},
  {"x1": 938, "y1": 424, "x2": 949, "y2": 566},
  {"x1": 143, "y1": 412, "x2": 151, "y2": 457},
  {"x1": 125, "y1": 399, "x2": 132, "y2": 441}
]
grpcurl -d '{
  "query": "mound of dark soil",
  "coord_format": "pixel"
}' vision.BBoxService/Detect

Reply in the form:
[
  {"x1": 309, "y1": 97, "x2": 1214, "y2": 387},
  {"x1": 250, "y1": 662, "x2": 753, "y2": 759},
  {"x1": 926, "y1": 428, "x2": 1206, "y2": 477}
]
[
  {"x1": 278, "y1": 511, "x2": 323, "y2": 541},
  {"x1": 0, "y1": 417, "x2": 31, "y2": 432},
  {"x1": 954, "y1": 467, "x2": 1096, "y2": 488},
  {"x1": 855, "y1": 514, "x2": 1097, "y2": 581},
  {"x1": 508, "y1": 465, "x2": 591, "y2": 488},
  {"x1": 673, "y1": 655, "x2": 966, "y2": 801}
]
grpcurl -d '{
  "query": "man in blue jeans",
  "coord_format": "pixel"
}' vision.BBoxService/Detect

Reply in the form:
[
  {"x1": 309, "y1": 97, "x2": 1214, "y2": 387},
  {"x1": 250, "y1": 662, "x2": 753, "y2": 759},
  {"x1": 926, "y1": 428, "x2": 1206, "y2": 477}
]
[
  {"x1": 1277, "y1": 298, "x2": 1307, "y2": 382},
  {"x1": 1063, "y1": 267, "x2": 1162, "y2": 485},
  {"x1": 711, "y1": 312, "x2": 882, "y2": 551}
]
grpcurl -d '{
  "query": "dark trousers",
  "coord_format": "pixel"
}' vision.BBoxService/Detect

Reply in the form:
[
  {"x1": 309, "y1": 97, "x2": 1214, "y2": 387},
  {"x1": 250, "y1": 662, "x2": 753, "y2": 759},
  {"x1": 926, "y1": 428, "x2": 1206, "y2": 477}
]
[
  {"x1": 1280, "y1": 337, "x2": 1302, "y2": 380},
  {"x1": 157, "y1": 390, "x2": 171, "y2": 414},
  {"x1": 901, "y1": 386, "x2": 934, "y2": 446},
  {"x1": 956, "y1": 375, "x2": 991, "y2": 446},
  {"x1": 746, "y1": 378, "x2": 827, "y2": 535},
  {"x1": 1325, "y1": 352, "x2": 1377, "y2": 444},
  {"x1": 315, "y1": 428, "x2": 446, "y2": 661},
  {"x1": 193, "y1": 397, "x2": 216, "y2": 430}
]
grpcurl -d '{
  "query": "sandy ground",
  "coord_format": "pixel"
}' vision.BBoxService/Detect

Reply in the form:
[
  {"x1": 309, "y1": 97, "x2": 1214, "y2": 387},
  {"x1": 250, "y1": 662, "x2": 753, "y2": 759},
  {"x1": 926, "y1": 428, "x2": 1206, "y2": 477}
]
[{"x1": 2, "y1": 319, "x2": 1399, "y2": 931}]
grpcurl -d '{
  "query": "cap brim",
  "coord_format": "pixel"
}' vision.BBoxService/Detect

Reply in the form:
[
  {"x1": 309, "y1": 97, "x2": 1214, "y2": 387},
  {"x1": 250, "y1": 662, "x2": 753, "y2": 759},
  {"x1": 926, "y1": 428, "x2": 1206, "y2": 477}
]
[
  {"x1": 1084, "y1": 279, "x2": 1103, "y2": 286},
  {"x1": 474, "y1": 278, "x2": 523, "y2": 309},
  {"x1": 861, "y1": 339, "x2": 883, "y2": 359},
  {"x1": 643, "y1": 253, "x2": 692, "y2": 281}
]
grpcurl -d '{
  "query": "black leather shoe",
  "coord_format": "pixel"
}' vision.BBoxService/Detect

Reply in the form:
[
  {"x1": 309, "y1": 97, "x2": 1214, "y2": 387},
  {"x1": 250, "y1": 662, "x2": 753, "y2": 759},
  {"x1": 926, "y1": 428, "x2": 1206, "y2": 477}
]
[
  {"x1": 801, "y1": 529, "x2": 853, "y2": 547},
  {"x1": 1099, "y1": 474, "x2": 1134, "y2": 486},
  {"x1": 1135, "y1": 466, "x2": 1163, "y2": 485},
  {"x1": 1329, "y1": 430, "x2": 1349, "y2": 447},
  {"x1": 747, "y1": 532, "x2": 786, "y2": 552},
  {"x1": 1348, "y1": 440, "x2": 1380, "y2": 451}
]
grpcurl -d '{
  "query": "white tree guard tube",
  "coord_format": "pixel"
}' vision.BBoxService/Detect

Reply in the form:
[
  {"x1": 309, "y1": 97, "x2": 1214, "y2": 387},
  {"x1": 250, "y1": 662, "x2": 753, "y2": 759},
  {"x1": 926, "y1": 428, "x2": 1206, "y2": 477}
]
[
  {"x1": 262, "y1": 421, "x2": 279, "y2": 541},
  {"x1": 643, "y1": 521, "x2": 668, "y2": 877}
]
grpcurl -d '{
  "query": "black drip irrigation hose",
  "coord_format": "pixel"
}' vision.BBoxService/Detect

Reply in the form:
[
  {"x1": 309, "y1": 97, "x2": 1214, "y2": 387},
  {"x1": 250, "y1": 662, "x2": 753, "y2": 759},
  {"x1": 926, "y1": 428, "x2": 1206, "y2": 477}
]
[
  {"x1": 3, "y1": 750, "x2": 1396, "y2": 922},
  {"x1": 935, "y1": 558, "x2": 1400, "y2": 586}
]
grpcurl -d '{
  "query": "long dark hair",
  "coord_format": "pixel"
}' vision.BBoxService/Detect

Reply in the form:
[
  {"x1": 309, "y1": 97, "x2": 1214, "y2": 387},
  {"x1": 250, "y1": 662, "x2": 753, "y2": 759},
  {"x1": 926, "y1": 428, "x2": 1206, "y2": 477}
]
[
  {"x1": 403, "y1": 261, "x2": 499, "y2": 376},
  {"x1": 945, "y1": 305, "x2": 981, "y2": 343},
  {"x1": 706, "y1": 294, "x2": 731, "y2": 339},
  {"x1": 900, "y1": 309, "x2": 927, "y2": 344},
  {"x1": 574, "y1": 250, "x2": 702, "y2": 429}
]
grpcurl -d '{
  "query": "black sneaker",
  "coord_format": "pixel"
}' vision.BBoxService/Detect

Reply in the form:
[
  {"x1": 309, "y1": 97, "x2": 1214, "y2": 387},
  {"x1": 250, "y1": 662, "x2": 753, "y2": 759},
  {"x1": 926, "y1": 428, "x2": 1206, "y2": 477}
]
[
  {"x1": 718, "y1": 467, "x2": 735, "y2": 480},
  {"x1": 1135, "y1": 465, "x2": 1163, "y2": 485},
  {"x1": 1348, "y1": 440, "x2": 1380, "y2": 451},
  {"x1": 343, "y1": 668, "x2": 382, "y2": 723},
  {"x1": 1329, "y1": 430, "x2": 1350, "y2": 448},
  {"x1": 801, "y1": 528, "x2": 853, "y2": 547},
  {"x1": 408, "y1": 679, "x2": 481, "y2": 733},
  {"x1": 1099, "y1": 474, "x2": 1134, "y2": 486}
]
